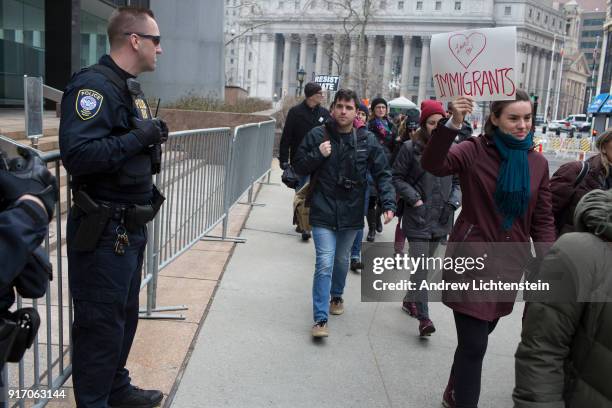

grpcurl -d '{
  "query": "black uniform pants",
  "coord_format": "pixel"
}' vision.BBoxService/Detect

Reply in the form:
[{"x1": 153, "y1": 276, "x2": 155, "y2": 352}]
[{"x1": 67, "y1": 213, "x2": 147, "y2": 408}]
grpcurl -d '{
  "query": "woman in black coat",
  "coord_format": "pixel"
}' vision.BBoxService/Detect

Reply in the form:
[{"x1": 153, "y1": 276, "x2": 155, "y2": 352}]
[{"x1": 392, "y1": 99, "x2": 461, "y2": 337}]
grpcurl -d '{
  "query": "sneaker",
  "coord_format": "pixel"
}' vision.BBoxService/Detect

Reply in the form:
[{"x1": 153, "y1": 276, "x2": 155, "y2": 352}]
[
  {"x1": 350, "y1": 259, "x2": 364, "y2": 272},
  {"x1": 401, "y1": 301, "x2": 418, "y2": 318},
  {"x1": 419, "y1": 318, "x2": 436, "y2": 336},
  {"x1": 311, "y1": 320, "x2": 328, "y2": 337},
  {"x1": 366, "y1": 229, "x2": 376, "y2": 242},
  {"x1": 329, "y1": 297, "x2": 344, "y2": 315},
  {"x1": 442, "y1": 377, "x2": 456, "y2": 408},
  {"x1": 301, "y1": 231, "x2": 311, "y2": 241},
  {"x1": 108, "y1": 386, "x2": 163, "y2": 408}
]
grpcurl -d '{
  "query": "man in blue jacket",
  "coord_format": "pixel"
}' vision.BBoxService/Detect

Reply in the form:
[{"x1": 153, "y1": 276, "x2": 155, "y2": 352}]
[{"x1": 293, "y1": 89, "x2": 396, "y2": 338}]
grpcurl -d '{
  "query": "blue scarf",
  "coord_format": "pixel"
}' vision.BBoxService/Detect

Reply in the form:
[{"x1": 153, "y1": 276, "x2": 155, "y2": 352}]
[{"x1": 493, "y1": 128, "x2": 533, "y2": 230}]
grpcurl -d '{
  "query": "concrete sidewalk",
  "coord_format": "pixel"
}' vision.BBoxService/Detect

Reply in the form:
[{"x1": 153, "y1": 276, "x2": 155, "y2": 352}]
[{"x1": 169, "y1": 167, "x2": 523, "y2": 408}]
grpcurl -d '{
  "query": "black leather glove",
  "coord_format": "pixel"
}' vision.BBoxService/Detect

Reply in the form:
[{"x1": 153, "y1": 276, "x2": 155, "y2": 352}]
[
  {"x1": 0, "y1": 149, "x2": 58, "y2": 221},
  {"x1": 438, "y1": 203, "x2": 455, "y2": 225},
  {"x1": 153, "y1": 118, "x2": 169, "y2": 144},
  {"x1": 131, "y1": 117, "x2": 162, "y2": 147},
  {"x1": 14, "y1": 246, "x2": 52, "y2": 299},
  {"x1": 280, "y1": 162, "x2": 289, "y2": 170}
]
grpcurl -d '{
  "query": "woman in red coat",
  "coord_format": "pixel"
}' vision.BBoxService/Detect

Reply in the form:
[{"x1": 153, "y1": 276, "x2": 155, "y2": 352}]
[{"x1": 421, "y1": 90, "x2": 556, "y2": 408}]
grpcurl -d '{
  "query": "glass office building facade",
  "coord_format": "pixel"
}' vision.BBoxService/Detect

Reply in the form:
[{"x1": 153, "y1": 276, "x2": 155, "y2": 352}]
[
  {"x1": 0, "y1": 0, "x2": 149, "y2": 105},
  {"x1": 0, "y1": 0, "x2": 45, "y2": 104}
]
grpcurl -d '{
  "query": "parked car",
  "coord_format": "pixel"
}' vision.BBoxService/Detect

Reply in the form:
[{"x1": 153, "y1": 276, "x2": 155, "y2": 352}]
[
  {"x1": 565, "y1": 114, "x2": 590, "y2": 131},
  {"x1": 578, "y1": 121, "x2": 592, "y2": 132},
  {"x1": 535, "y1": 115, "x2": 545, "y2": 126},
  {"x1": 548, "y1": 119, "x2": 575, "y2": 133}
]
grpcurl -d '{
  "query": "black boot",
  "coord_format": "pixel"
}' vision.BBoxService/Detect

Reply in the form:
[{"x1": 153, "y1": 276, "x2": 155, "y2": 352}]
[
  {"x1": 108, "y1": 386, "x2": 163, "y2": 408},
  {"x1": 350, "y1": 259, "x2": 364, "y2": 272},
  {"x1": 366, "y1": 207, "x2": 377, "y2": 242}
]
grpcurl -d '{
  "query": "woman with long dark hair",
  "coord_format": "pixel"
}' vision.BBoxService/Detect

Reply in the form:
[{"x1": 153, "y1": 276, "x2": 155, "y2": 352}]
[{"x1": 421, "y1": 91, "x2": 556, "y2": 408}]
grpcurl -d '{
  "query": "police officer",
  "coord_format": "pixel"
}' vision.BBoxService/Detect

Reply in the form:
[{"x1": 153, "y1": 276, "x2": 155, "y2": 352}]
[{"x1": 59, "y1": 6, "x2": 166, "y2": 408}]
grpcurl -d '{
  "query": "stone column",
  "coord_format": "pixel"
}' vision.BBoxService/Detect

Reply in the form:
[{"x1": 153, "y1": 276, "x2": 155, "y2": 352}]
[
  {"x1": 530, "y1": 49, "x2": 541, "y2": 95},
  {"x1": 524, "y1": 45, "x2": 533, "y2": 93},
  {"x1": 348, "y1": 35, "x2": 359, "y2": 89},
  {"x1": 382, "y1": 35, "x2": 394, "y2": 98},
  {"x1": 366, "y1": 35, "x2": 377, "y2": 97},
  {"x1": 331, "y1": 35, "x2": 342, "y2": 76},
  {"x1": 400, "y1": 35, "x2": 412, "y2": 97},
  {"x1": 315, "y1": 34, "x2": 325, "y2": 75},
  {"x1": 417, "y1": 36, "x2": 431, "y2": 103},
  {"x1": 299, "y1": 34, "x2": 308, "y2": 71},
  {"x1": 251, "y1": 34, "x2": 261, "y2": 94},
  {"x1": 538, "y1": 50, "x2": 548, "y2": 101},
  {"x1": 260, "y1": 33, "x2": 277, "y2": 99},
  {"x1": 282, "y1": 33, "x2": 292, "y2": 97}
]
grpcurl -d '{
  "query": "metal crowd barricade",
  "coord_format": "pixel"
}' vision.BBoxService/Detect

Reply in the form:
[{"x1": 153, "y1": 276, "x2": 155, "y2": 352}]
[
  {"x1": 1, "y1": 151, "x2": 73, "y2": 408},
  {"x1": 2, "y1": 119, "x2": 276, "y2": 405},
  {"x1": 141, "y1": 127, "x2": 233, "y2": 319},
  {"x1": 205, "y1": 119, "x2": 275, "y2": 243}
]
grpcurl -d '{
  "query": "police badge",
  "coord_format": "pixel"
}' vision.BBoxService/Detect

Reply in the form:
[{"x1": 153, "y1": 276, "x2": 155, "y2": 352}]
[{"x1": 75, "y1": 89, "x2": 103, "y2": 120}]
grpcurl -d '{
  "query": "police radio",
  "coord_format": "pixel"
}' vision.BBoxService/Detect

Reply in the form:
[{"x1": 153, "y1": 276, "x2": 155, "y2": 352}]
[{"x1": 126, "y1": 79, "x2": 163, "y2": 174}]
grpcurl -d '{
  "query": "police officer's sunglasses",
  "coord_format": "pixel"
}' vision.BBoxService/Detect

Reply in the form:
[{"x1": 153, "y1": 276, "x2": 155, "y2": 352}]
[{"x1": 123, "y1": 32, "x2": 161, "y2": 46}]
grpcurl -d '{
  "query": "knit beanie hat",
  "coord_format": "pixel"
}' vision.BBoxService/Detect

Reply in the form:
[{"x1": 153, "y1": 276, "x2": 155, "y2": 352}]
[
  {"x1": 304, "y1": 82, "x2": 322, "y2": 98},
  {"x1": 404, "y1": 108, "x2": 420, "y2": 130},
  {"x1": 357, "y1": 102, "x2": 369, "y2": 114},
  {"x1": 419, "y1": 100, "x2": 446, "y2": 128},
  {"x1": 370, "y1": 97, "x2": 388, "y2": 112}
]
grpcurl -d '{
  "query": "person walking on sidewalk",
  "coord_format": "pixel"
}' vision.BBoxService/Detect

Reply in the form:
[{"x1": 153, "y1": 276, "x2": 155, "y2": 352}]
[
  {"x1": 279, "y1": 83, "x2": 330, "y2": 240},
  {"x1": 513, "y1": 189, "x2": 612, "y2": 408},
  {"x1": 550, "y1": 129, "x2": 611, "y2": 236},
  {"x1": 421, "y1": 91, "x2": 556, "y2": 408},
  {"x1": 393, "y1": 108, "x2": 420, "y2": 258},
  {"x1": 393, "y1": 100, "x2": 461, "y2": 337},
  {"x1": 59, "y1": 6, "x2": 167, "y2": 408},
  {"x1": 293, "y1": 89, "x2": 396, "y2": 338},
  {"x1": 366, "y1": 97, "x2": 397, "y2": 241},
  {"x1": 349, "y1": 102, "x2": 371, "y2": 273}
]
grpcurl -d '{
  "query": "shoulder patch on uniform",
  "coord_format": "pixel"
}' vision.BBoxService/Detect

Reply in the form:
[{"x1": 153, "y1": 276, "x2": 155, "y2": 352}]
[{"x1": 75, "y1": 89, "x2": 103, "y2": 120}]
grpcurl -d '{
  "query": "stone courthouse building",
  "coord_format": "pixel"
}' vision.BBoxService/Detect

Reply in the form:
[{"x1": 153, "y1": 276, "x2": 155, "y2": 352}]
[{"x1": 227, "y1": 0, "x2": 589, "y2": 108}]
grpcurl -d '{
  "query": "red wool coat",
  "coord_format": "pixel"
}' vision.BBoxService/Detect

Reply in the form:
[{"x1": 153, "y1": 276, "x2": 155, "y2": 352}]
[{"x1": 421, "y1": 123, "x2": 556, "y2": 321}]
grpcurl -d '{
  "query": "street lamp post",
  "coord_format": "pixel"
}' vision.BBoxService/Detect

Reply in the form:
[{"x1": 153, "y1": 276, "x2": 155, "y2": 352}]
[{"x1": 296, "y1": 67, "x2": 306, "y2": 97}]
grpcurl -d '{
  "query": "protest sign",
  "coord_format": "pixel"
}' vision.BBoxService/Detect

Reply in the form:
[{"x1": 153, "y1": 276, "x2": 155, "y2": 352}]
[
  {"x1": 430, "y1": 26, "x2": 517, "y2": 102},
  {"x1": 314, "y1": 75, "x2": 341, "y2": 91}
]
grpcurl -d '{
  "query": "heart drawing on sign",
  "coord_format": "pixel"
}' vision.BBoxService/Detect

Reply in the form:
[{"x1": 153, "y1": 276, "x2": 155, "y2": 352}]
[{"x1": 448, "y1": 32, "x2": 487, "y2": 70}]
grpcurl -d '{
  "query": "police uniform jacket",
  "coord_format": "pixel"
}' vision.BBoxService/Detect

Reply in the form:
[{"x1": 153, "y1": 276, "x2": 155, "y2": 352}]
[{"x1": 59, "y1": 55, "x2": 153, "y2": 204}]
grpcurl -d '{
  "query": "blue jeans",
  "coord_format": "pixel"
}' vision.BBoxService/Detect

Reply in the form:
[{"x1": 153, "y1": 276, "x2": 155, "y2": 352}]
[{"x1": 312, "y1": 227, "x2": 359, "y2": 322}]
